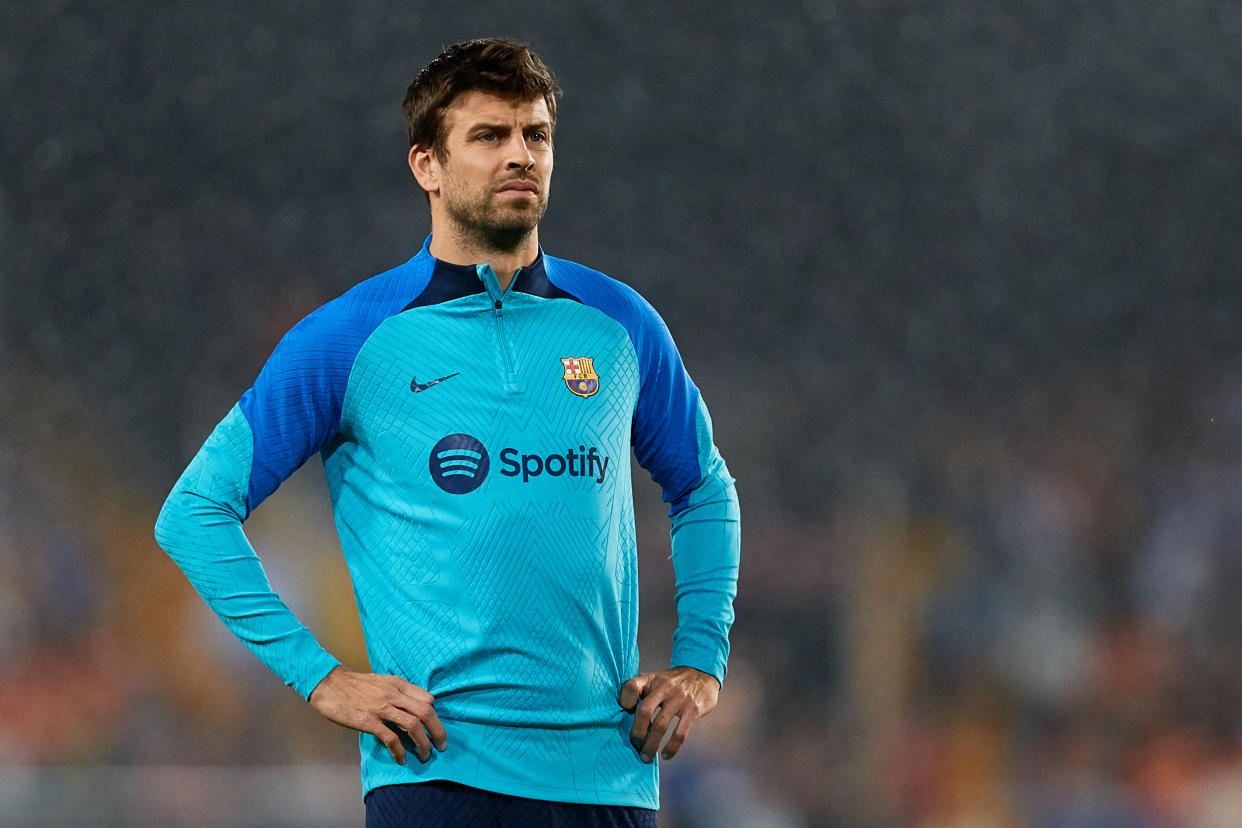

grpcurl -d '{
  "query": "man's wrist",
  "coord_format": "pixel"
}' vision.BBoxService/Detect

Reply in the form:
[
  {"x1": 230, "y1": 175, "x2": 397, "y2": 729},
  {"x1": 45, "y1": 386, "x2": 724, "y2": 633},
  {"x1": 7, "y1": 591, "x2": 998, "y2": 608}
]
[
  {"x1": 669, "y1": 663, "x2": 723, "y2": 689},
  {"x1": 302, "y1": 659, "x2": 344, "y2": 701}
]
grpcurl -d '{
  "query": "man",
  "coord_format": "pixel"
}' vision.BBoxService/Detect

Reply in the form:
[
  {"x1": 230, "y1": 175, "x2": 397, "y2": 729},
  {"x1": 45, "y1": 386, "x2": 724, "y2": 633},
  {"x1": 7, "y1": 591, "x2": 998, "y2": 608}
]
[{"x1": 155, "y1": 38, "x2": 740, "y2": 826}]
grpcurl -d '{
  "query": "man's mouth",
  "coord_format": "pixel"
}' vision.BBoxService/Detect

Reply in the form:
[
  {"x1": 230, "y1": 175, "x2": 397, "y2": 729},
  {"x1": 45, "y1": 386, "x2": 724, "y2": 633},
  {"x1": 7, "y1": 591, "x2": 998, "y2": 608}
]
[{"x1": 498, "y1": 179, "x2": 538, "y2": 194}]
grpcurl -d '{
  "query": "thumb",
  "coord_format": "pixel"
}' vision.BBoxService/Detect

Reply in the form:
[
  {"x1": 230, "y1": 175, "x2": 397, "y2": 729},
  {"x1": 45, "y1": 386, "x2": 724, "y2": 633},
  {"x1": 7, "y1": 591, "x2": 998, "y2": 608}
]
[{"x1": 618, "y1": 674, "x2": 652, "y2": 712}]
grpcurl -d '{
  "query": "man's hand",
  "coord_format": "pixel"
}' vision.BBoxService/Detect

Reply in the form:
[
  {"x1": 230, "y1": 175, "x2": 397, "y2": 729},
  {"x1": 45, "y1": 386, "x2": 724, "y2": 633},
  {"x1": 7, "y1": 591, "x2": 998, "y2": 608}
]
[
  {"x1": 618, "y1": 666, "x2": 720, "y2": 763},
  {"x1": 308, "y1": 667, "x2": 447, "y2": 765}
]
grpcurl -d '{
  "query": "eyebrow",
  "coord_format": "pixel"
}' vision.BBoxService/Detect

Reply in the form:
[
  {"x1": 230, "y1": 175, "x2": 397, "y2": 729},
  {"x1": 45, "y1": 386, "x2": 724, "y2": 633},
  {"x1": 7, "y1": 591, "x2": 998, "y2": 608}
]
[{"x1": 467, "y1": 121, "x2": 553, "y2": 135}]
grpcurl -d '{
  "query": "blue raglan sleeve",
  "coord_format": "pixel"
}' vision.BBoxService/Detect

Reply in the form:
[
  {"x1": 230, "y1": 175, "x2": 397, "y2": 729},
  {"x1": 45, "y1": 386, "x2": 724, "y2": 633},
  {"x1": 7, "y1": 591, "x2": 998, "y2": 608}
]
[
  {"x1": 544, "y1": 258, "x2": 742, "y2": 686},
  {"x1": 629, "y1": 301, "x2": 741, "y2": 687},
  {"x1": 154, "y1": 302, "x2": 359, "y2": 700}
]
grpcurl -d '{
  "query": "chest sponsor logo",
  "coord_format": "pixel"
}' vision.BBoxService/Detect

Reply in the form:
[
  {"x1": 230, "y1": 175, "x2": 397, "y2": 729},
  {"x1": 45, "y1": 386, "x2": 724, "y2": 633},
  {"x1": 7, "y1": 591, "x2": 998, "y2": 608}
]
[
  {"x1": 429, "y1": 433, "x2": 490, "y2": 494},
  {"x1": 560, "y1": 356, "x2": 600, "y2": 398},
  {"x1": 428, "y1": 434, "x2": 611, "y2": 491},
  {"x1": 500, "y1": 446, "x2": 610, "y2": 483}
]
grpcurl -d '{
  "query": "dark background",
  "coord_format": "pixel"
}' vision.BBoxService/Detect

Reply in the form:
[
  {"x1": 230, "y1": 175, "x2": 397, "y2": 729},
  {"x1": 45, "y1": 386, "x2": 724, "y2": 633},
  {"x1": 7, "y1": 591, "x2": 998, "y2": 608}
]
[{"x1": 3, "y1": 1, "x2": 1241, "y2": 825}]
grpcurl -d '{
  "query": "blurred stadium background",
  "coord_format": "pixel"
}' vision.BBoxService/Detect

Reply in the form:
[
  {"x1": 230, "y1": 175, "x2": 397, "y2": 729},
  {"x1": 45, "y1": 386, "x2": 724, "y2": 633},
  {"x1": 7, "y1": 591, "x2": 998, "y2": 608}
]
[{"x1": 4, "y1": 1, "x2": 1242, "y2": 825}]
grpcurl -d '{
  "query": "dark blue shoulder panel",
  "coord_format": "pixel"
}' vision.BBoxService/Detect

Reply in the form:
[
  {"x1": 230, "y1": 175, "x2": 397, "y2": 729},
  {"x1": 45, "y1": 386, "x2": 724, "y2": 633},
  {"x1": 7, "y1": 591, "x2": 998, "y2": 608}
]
[
  {"x1": 237, "y1": 251, "x2": 435, "y2": 516},
  {"x1": 543, "y1": 256, "x2": 703, "y2": 515},
  {"x1": 403, "y1": 259, "x2": 482, "y2": 310},
  {"x1": 512, "y1": 254, "x2": 577, "y2": 301}
]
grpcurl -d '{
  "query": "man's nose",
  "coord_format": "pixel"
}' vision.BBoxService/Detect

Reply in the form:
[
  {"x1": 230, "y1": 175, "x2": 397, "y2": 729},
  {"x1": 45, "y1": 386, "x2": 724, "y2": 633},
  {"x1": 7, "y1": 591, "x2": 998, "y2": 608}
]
[{"x1": 506, "y1": 137, "x2": 535, "y2": 170}]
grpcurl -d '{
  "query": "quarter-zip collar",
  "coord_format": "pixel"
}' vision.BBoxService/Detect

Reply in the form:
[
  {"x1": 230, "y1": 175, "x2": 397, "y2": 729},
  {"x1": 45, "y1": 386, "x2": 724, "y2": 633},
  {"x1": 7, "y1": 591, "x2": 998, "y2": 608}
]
[
  {"x1": 417, "y1": 234, "x2": 555, "y2": 301},
  {"x1": 476, "y1": 263, "x2": 509, "y2": 307}
]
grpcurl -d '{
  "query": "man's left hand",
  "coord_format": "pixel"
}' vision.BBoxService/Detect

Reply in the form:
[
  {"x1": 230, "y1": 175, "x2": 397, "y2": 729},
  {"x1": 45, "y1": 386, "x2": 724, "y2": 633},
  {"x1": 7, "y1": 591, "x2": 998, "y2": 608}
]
[{"x1": 618, "y1": 666, "x2": 720, "y2": 762}]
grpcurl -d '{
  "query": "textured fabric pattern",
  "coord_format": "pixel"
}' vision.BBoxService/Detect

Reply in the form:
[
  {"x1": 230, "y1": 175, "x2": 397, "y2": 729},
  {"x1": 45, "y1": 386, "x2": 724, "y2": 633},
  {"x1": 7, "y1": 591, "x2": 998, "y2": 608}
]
[
  {"x1": 543, "y1": 259, "x2": 741, "y2": 679},
  {"x1": 543, "y1": 258, "x2": 703, "y2": 516},
  {"x1": 155, "y1": 237, "x2": 740, "y2": 809}
]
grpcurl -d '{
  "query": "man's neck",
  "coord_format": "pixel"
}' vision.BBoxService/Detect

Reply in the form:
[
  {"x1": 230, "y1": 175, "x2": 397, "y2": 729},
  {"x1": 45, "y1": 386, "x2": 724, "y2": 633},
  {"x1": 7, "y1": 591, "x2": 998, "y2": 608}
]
[{"x1": 428, "y1": 225, "x2": 540, "y2": 292}]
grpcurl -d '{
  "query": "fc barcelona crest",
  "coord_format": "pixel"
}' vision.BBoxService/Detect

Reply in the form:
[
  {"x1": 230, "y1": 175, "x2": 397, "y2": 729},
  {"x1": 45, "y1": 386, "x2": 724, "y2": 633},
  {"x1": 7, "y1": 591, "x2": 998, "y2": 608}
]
[{"x1": 561, "y1": 356, "x2": 600, "y2": 398}]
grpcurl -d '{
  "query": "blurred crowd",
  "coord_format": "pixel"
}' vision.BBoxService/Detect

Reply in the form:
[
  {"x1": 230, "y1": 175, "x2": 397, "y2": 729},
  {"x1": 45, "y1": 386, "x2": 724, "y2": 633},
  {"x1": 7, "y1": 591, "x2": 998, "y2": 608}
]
[{"x1": 673, "y1": 369, "x2": 1242, "y2": 827}]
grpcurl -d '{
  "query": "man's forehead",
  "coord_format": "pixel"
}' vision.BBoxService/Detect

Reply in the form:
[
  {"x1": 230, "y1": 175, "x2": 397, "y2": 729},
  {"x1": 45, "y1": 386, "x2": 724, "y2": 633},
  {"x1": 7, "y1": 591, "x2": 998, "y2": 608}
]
[{"x1": 445, "y1": 91, "x2": 551, "y2": 129}]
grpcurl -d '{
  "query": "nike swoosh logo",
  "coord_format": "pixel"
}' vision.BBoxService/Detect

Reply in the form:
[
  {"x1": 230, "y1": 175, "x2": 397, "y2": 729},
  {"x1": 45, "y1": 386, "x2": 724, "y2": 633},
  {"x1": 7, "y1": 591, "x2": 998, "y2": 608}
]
[{"x1": 411, "y1": 372, "x2": 460, "y2": 393}]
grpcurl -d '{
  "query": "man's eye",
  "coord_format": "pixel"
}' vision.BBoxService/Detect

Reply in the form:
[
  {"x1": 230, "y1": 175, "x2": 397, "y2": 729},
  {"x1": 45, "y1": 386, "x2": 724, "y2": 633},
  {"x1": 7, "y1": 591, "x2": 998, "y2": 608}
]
[
  {"x1": 479, "y1": 133, "x2": 496, "y2": 142},
  {"x1": 530, "y1": 132, "x2": 547, "y2": 142}
]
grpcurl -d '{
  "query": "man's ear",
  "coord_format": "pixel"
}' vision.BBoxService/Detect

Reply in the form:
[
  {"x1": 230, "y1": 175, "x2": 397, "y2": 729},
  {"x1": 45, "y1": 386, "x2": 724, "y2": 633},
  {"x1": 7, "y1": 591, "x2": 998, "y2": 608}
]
[{"x1": 409, "y1": 145, "x2": 439, "y2": 195}]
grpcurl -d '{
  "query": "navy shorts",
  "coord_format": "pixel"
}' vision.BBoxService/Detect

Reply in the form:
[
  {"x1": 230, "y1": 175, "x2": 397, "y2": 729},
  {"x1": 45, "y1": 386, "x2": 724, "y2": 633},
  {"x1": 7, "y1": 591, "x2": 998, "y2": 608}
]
[{"x1": 364, "y1": 781, "x2": 659, "y2": 827}]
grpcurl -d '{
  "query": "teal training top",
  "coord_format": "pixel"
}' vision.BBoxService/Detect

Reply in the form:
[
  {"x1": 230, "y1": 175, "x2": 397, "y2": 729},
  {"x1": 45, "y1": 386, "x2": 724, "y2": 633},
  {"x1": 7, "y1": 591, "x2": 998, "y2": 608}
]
[{"x1": 154, "y1": 237, "x2": 741, "y2": 808}]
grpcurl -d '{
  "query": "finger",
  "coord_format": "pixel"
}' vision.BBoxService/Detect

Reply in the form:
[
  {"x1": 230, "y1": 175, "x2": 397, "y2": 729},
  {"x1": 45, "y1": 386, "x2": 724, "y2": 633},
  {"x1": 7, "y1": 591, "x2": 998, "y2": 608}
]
[
  {"x1": 388, "y1": 697, "x2": 446, "y2": 753},
  {"x1": 385, "y1": 707, "x2": 433, "y2": 762},
  {"x1": 630, "y1": 699, "x2": 654, "y2": 746},
  {"x1": 407, "y1": 720, "x2": 434, "y2": 763},
  {"x1": 660, "y1": 708, "x2": 700, "y2": 759},
  {"x1": 630, "y1": 686, "x2": 669, "y2": 749},
  {"x1": 420, "y1": 706, "x2": 449, "y2": 752},
  {"x1": 639, "y1": 706, "x2": 679, "y2": 761},
  {"x1": 369, "y1": 718, "x2": 407, "y2": 765},
  {"x1": 618, "y1": 674, "x2": 651, "y2": 712},
  {"x1": 392, "y1": 676, "x2": 436, "y2": 705},
  {"x1": 385, "y1": 680, "x2": 446, "y2": 751}
]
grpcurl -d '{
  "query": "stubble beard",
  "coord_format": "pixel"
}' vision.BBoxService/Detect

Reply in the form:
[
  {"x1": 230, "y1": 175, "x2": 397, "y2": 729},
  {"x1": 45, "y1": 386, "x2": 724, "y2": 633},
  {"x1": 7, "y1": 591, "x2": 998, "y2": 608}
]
[{"x1": 443, "y1": 176, "x2": 549, "y2": 255}]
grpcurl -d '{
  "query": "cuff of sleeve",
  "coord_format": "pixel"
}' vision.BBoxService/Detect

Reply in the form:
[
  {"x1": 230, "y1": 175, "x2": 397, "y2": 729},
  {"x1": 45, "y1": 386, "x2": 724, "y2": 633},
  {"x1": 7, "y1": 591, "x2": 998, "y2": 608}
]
[
  {"x1": 670, "y1": 643, "x2": 727, "y2": 688},
  {"x1": 291, "y1": 647, "x2": 343, "y2": 701}
]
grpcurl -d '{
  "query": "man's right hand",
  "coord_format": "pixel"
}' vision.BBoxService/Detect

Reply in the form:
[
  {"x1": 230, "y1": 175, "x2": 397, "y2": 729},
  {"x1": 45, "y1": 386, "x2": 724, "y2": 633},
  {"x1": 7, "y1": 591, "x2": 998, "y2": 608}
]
[{"x1": 308, "y1": 667, "x2": 447, "y2": 764}]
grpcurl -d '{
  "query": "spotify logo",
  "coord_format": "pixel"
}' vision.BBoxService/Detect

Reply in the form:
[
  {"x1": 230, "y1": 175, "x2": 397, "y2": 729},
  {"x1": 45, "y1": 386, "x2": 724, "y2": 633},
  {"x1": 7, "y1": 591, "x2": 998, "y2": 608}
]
[{"x1": 429, "y1": 433, "x2": 490, "y2": 494}]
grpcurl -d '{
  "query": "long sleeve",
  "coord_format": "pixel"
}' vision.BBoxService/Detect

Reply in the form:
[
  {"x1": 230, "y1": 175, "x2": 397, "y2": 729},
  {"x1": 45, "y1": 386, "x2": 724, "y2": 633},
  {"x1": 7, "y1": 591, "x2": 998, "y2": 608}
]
[
  {"x1": 665, "y1": 399, "x2": 740, "y2": 684},
  {"x1": 153, "y1": 267, "x2": 424, "y2": 697},
  {"x1": 628, "y1": 305, "x2": 740, "y2": 686},
  {"x1": 154, "y1": 404, "x2": 340, "y2": 699}
]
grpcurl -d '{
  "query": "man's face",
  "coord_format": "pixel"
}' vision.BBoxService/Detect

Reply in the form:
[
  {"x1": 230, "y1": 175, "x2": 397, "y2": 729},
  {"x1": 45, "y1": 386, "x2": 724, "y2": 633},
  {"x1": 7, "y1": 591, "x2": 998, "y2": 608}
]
[{"x1": 432, "y1": 90, "x2": 554, "y2": 251}]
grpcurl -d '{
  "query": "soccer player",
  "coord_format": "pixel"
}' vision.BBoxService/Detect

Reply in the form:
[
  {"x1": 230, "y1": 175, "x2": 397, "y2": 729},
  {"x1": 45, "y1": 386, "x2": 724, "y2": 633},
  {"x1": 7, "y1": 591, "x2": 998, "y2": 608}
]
[{"x1": 155, "y1": 38, "x2": 740, "y2": 827}]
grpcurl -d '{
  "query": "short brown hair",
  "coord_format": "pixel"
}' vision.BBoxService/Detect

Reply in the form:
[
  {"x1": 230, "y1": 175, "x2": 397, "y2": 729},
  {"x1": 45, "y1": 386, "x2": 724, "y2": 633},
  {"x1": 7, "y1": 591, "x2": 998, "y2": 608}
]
[{"x1": 403, "y1": 38, "x2": 561, "y2": 159}]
